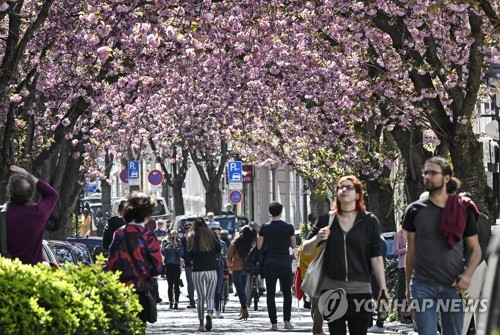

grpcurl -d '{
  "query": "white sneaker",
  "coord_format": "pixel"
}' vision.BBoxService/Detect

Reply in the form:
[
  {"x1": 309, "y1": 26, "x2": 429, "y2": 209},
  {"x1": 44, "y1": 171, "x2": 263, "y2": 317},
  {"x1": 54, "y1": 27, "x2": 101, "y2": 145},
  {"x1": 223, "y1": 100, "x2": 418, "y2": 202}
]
[
  {"x1": 368, "y1": 325, "x2": 385, "y2": 333},
  {"x1": 215, "y1": 310, "x2": 224, "y2": 319},
  {"x1": 271, "y1": 324, "x2": 278, "y2": 331},
  {"x1": 284, "y1": 321, "x2": 294, "y2": 330}
]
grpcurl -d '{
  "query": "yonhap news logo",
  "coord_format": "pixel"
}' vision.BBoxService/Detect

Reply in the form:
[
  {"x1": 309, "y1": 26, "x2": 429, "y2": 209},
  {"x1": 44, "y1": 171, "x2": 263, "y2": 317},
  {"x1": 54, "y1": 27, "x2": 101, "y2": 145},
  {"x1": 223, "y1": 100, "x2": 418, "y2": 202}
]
[{"x1": 318, "y1": 289, "x2": 349, "y2": 322}]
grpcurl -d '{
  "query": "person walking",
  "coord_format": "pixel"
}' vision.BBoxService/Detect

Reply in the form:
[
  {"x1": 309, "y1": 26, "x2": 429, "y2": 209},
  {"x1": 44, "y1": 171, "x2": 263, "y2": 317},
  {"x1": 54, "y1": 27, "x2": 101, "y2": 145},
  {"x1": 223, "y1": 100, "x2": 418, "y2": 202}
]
[
  {"x1": 80, "y1": 208, "x2": 91, "y2": 237},
  {"x1": 211, "y1": 226, "x2": 227, "y2": 319},
  {"x1": 297, "y1": 241, "x2": 325, "y2": 335},
  {"x1": 403, "y1": 156, "x2": 482, "y2": 335},
  {"x1": 5, "y1": 165, "x2": 59, "y2": 265},
  {"x1": 186, "y1": 218, "x2": 221, "y2": 331},
  {"x1": 257, "y1": 201, "x2": 296, "y2": 331},
  {"x1": 102, "y1": 199, "x2": 126, "y2": 251},
  {"x1": 106, "y1": 192, "x2": 163, "y2": 324},
  {"x1": 162, "y1": 229, "x2": 184, "y2": 309},
  {"x1": 226, "y1": 225, "x2": 257, "y2": 321},
  {"x1": 180, "y1": 222, "x2": 196, "y2": 308},
  {"x1": 302, "y1": 175, "x2": 387, "y2": 335},
  {"x1": 392, "y1": 222, "x2": 412, "y2": 323}
]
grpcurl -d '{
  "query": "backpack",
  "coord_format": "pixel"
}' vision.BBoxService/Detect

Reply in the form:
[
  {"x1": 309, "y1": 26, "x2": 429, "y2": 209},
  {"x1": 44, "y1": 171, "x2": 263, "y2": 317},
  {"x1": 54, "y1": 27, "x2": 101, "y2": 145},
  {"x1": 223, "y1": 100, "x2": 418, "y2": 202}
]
[
  {"x1": 0, "y1": 205, "x2": 12, "y2": 258},
  {"x1": 245, "y1": 247, "x2": 258, "y2": 273}
]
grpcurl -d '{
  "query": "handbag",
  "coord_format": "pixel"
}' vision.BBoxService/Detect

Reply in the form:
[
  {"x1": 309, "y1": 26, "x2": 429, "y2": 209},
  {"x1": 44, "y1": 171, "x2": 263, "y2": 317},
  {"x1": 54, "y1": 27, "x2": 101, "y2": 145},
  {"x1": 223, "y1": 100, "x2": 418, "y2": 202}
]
[
  {"x1": 301, "y1": 213, "x2": 335, "y2": 298},
  {"x1": 124, "y1": 228, "x2": 157, "y2": 323},
  {"x1": 292, "y1": 266, "x2": 304, "y2": 300}
]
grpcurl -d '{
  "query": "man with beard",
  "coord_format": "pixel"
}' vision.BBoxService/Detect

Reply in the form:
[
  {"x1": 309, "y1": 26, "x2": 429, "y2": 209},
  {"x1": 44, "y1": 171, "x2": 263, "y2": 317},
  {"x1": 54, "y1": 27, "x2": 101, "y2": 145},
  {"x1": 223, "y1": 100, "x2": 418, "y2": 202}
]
[{"x1": 403, "y1": 156, "x2": 481, "y2": 335}]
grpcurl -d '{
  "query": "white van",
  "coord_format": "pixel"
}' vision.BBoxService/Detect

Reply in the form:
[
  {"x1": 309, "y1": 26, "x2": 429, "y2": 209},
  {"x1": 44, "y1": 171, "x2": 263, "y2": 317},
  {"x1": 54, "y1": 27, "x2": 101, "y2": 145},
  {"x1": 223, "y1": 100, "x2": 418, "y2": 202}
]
[{"x1": 111, "y1": 196, "x2": 170, "y2": 220}]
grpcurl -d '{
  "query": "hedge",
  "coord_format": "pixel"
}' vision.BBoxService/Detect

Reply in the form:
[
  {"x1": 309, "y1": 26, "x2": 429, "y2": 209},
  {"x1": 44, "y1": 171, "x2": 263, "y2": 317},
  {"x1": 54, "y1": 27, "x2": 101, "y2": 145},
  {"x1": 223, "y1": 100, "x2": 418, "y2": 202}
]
[{"x1": 0, "y1": 257, "x2": 145, "y2": 335}]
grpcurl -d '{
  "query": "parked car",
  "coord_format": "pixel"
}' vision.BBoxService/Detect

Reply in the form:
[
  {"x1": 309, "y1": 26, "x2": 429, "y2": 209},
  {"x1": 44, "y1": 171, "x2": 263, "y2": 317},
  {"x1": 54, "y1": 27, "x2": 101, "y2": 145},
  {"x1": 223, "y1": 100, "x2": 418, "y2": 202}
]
[
  {"x1": 66, "y1": 236, "x2": 103, "y2": 262},
  {"x1": 46, "y1": 240, "x2": 79, "y2": 267},
  {"x1": 68, "y1": 242, "x2": 94, "y2": 265},
  {"x1": 111, "y1": 196, "x2": 169, "y2": 221},
  {"x1": 42, "y1": 240, "x2": 60, "y2": 268},
  {"x1": 171, "y1": 215, "x2": 206, "y2": 238},
  {"x1": 213, "y1": 214, "x2": 249, "y2": 240}
]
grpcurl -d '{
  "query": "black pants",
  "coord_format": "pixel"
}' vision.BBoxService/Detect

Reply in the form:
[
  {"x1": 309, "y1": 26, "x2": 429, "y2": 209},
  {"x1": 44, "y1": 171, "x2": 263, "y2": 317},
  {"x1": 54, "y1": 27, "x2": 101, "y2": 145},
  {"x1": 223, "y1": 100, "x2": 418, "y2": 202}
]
[
  {"x1": 328, "y1": 293, "x2": 372, "y2": 335},
  {"x1": 165, "y1": 263, "x2": 181, "y2": 303}
]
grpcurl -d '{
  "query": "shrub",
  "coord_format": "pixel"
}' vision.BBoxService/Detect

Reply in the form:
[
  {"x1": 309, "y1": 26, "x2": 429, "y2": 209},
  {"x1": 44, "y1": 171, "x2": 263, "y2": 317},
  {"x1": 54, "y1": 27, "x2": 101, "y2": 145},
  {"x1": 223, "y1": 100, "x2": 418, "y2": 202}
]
[{"x1": 0, "y1": 257, "x2": 145, "y2": 335}]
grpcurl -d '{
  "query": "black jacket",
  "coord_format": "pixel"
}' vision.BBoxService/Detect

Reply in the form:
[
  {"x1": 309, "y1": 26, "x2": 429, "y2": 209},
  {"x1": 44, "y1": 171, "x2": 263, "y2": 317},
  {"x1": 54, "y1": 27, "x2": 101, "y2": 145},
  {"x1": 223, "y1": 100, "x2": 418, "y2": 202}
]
[
  {"x1": 102, "y1": 216, "x2": 126, "y2": 251},
  {"x1": 308, "y1": 211, "x2": 382, "y2": 283}
]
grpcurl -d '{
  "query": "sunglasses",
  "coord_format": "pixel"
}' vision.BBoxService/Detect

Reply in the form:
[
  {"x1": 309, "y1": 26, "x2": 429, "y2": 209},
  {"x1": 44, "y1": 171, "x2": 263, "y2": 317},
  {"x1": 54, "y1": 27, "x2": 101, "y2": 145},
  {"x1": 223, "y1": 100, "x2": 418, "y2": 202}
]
[
  {"x1": 421, "y1": 170, "x2": 443, "y2": 177},
  {"x1": 336, "y1": 185, "x2": 356, "y2": 191}
]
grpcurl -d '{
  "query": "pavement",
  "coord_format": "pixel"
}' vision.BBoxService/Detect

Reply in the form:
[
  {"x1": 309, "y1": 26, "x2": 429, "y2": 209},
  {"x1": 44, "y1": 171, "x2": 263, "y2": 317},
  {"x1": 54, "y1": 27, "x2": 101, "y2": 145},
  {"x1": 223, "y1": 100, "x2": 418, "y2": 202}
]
[{"x1": 145, "y1": 271, "x2": 417, "y2": 335}]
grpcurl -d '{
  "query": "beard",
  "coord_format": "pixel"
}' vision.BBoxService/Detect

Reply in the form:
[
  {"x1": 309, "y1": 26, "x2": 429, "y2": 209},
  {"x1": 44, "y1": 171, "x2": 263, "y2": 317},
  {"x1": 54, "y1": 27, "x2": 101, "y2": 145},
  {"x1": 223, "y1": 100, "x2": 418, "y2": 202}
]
[{"x1": 424, "y1": 180, "x2": 444, "y2": 193}]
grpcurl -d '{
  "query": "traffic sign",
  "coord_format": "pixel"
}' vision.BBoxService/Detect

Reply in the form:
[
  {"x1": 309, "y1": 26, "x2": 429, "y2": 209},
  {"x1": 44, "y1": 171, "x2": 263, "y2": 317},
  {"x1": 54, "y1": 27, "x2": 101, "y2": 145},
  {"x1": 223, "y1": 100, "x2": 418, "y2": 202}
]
[
  {"x1": 119, "y1": 169, "x2": 128, "y2": 183},
  {"x1": 148, "y1": 170, "x2": 164, "y2": 186},
  {"x1": 229, "y1": 190, "x2": 243, "y2": 204},
  {"x1": 128, "y1": 161, "x2": 140, "y2": 186},
  {"x1": 228, "y1": 161, "x2": 243, "y2": 183}
]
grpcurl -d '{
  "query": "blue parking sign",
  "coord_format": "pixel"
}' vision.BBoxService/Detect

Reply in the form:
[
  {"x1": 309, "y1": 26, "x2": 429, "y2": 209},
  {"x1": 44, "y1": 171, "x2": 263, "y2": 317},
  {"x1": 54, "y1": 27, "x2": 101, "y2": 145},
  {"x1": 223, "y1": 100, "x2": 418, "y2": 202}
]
[
  {"x1": 128, "y1": 161, "x2": 140, "y2": 179},
  {"x1": 228, "y1": 161, "x2": 242, "y2": 183}
]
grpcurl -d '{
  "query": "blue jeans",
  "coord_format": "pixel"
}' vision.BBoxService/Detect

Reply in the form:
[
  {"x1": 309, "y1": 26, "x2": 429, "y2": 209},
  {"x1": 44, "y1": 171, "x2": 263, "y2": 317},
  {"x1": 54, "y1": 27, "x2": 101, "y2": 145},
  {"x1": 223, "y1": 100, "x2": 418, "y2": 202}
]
[
  {"x1": 264, "y1": 257, "x2": 293, "y2": 324},
  {"x1": 214, "y1": 262, "x2": 225, "y2": 311},
  {"x1": 410, "y1": 280, "x2": 464, "y2": 335},
  {"x1": 185, "y1": 265, "x2": 196, "y2": 305},
  {"x1": 233, "y1": 269, "x2": 249, "y2": 309}
]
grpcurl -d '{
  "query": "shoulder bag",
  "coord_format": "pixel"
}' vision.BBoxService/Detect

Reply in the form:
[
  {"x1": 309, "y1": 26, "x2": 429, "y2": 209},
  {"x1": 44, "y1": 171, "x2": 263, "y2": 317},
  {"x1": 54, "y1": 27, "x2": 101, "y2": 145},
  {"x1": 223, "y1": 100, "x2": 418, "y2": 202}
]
[
  {"x1": 124, "y1": 227, "x2": 157, "y2": 323},
  {"x1": 301, "y1": 212, "x2": 335, "y2": 298}
]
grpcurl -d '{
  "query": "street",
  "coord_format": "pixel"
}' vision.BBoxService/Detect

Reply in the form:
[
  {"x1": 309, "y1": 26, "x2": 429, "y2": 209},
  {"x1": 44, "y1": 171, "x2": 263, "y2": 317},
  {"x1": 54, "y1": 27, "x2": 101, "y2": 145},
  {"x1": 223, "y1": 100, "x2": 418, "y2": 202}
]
[{"x1": 146, "y1": 272, "x2": 416, "y2": 335}]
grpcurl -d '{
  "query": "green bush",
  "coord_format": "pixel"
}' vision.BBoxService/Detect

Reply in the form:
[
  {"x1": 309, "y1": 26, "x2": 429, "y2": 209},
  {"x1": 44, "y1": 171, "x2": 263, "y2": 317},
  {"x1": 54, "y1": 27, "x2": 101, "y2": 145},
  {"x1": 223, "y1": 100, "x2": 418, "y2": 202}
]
[{"x1": 0, "y1": 257, "x2": 145, "y2": 335}]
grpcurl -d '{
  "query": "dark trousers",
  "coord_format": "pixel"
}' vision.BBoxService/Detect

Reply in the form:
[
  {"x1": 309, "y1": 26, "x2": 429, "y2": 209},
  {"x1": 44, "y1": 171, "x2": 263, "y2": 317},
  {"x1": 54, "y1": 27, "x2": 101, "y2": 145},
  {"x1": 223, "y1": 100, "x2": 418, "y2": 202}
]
[
  {"x1": 233, "y1": 269, "x2": 249, "y2": 309},
  {"x1": 264, "y1": 257, "x2": 293, "y2": 324},
  {"x1": 214, "y1": 262, "x2": 225, "y2": 311},
  {"x1": 165, "y1": 263, "x2": 181, "y2": 303},
  {"x1": 328, "y1": 293, "x2": 372, "y2": 335}
]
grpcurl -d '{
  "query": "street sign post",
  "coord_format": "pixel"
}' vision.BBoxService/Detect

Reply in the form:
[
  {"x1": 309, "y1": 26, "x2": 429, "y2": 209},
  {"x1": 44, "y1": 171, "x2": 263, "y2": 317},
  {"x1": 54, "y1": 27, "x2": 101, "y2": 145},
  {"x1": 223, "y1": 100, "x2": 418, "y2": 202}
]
[
  {"x1": 229, "y1": 190, "x2": 243, "y2": 204},
  {"x1": 148, "y1": 170, "x2": 164, "y2": 186},
  {"x1": 128, "y1": 161, "x2": 140, "y2": 186},
  {"x1": 119, "y1": 169, "x2": 128, "y2": 183},
  {"x1": 228, "y1": 161, "x2": 243, "y2": 190}
]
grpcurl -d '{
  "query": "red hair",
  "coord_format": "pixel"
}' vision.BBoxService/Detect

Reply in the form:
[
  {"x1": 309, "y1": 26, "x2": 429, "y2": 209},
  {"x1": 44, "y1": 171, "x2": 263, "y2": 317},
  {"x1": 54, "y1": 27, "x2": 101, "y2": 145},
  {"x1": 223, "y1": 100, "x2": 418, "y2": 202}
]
[{"x1": 333, "y1": 175, "x2": 366, "y2": 214}]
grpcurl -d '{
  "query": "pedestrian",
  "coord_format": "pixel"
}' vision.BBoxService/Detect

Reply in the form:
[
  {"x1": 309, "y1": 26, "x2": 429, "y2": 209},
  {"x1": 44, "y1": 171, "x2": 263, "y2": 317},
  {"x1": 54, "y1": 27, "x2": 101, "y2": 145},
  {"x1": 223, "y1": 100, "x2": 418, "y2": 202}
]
[
  {"x1": 297, "y1": 241, "x2": 324, "y2": 335},
  {"x1": 162, "y1": 229, "x2": 184, "y2": 309},
  {"x1": 180, "y1": 222, "x2": 196, "y2": 308},
  {"x1": 106, "y1": 192, "x2": 163, "y2": 324},
  {"x1": 220, "y1": 229, "x2": 234, "y2": 293},
  {"x1": 403, "y1": 156, "x2": 482, "y2": 335},
  {"x1": 154, "y1": 219, "x2": 168, "y2": 242},
  {"x1": 227, "y1": 225, "x2": 257, "y2": 321},
  {"x1": 392, "y1": 222, "x2": 412, "y2": 323},
  {"x1": 102, "y1": 199, "x2": 126, "y2": 251},
  {"x1": 458, "y1": 192, "x2": 492, "y2": 335},
  {"x1": 84, "y1": 202, "x2": 98, "y2": 236},
  {"x1": 187, "y1": 218, "x2": 221, "y2": 331},
  {"x1": 302, "y1": 175, "x2": 387, "y2": 335},
  {"x1": 80, "y1": 208, "x2": 91, "y2": 237},
  {"x1": 5, "y1": 165, "x2": 59, "y2": 265},
  {"x1": 211, "y1": 226, "x2": 228, "y2": 319},
  {"x1": 367, "y1": 235, "x2": 388, "y2": 333},
  {"x1": 257, "y1": 201, "x2": 296, "y2": 331},
  {"x1": 206, "y1": 212, "x2": 220, "y2": 229}
]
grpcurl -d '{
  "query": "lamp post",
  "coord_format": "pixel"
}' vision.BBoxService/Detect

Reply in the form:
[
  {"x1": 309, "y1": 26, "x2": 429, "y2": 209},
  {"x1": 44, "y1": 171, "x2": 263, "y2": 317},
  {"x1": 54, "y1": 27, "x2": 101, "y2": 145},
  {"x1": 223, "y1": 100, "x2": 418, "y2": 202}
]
[{"x1": 271, "y1": 165, "x2": 276, "y2": 201}]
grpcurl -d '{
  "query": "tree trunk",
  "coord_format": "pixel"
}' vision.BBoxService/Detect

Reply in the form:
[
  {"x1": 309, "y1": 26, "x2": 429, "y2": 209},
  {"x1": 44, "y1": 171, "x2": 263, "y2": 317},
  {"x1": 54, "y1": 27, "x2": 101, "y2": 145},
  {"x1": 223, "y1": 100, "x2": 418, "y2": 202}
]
[
  {"x1": 364, "y1": 170, "x2": 396, "y2": 233},
  {"x1": 172, "y1": 180, "x2": 185, "y2": 217},
  {"x1": 101, "y1": 152, "x2": 113, "y2": 217},
  {"x1": 450, "y1": 126, "x2": 496, "y2": 217},
  {"x1": 308, "y1": 179, "x2": 331, "y2": 220}
]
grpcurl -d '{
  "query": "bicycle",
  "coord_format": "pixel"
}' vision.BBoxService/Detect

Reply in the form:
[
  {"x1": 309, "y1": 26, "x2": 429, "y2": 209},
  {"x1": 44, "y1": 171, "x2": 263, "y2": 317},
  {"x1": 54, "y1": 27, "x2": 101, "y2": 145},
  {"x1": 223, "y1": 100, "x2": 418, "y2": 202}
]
[{"x1": 220, "y1": 269, "x2": 230, "y2": 313}]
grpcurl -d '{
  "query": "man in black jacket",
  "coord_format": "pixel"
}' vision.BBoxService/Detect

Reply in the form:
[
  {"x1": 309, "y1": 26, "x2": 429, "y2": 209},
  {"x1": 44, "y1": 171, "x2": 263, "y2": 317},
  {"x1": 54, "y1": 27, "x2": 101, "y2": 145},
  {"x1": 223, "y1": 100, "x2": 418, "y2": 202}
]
[{"x1": 102, "y1": 200, "x2": 126, "y2": 251}]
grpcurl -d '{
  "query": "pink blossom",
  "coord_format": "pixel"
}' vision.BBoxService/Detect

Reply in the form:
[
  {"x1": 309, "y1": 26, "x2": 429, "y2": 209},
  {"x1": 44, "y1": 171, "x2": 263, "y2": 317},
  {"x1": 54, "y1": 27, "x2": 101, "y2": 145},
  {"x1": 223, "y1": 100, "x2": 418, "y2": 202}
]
[
  {"x1": 97, "y1": 46, "x2": 112, "y2": 61},
  {"x1": 85, "y1": 34, "x2": 100, "y2": 46}
]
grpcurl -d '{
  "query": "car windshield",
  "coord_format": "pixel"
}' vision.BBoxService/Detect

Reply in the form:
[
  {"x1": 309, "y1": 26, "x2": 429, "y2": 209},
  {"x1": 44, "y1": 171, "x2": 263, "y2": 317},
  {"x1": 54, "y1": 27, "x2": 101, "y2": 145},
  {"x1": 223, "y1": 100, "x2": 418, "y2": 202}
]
[
  {"x1": 152, "y1": 201, "x2": 167, "y2": 216},
  {"x1": 48, "y1": 243, "x2": 75, "y2": 265},
  {"x1": 213, "y1": 217, "x2": 236, "y2": 233}
]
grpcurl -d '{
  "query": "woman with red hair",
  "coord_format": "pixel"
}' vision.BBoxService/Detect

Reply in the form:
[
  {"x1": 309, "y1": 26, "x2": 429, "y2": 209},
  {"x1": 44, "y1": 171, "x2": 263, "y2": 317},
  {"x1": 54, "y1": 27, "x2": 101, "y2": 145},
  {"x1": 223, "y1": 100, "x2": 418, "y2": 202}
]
[{"x1": 302, "y1": 176, "x2": 387, "y2": 335}]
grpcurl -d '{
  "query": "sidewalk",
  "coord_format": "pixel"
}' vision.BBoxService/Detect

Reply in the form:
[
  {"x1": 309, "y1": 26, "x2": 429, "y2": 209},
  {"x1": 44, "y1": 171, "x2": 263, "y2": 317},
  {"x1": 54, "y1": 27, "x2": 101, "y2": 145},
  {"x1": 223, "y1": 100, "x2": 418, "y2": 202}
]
[{"x1": 146, "y1": 273, "x2": 416, "y2": 334}]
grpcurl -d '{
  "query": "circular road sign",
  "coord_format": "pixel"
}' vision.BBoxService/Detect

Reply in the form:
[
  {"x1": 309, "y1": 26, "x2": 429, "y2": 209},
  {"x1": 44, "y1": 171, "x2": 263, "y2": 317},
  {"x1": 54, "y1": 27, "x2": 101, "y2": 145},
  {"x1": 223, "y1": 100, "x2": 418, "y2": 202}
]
[
  {"x1": 119, "y1": 169, "x2": 128, "y2": 183},
  {"x1": 229, "y1": 190, "x2": 243, "y2": 204},
  {"x1": 148, "y1": 170, "x2": 164, "y2": 186}
]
